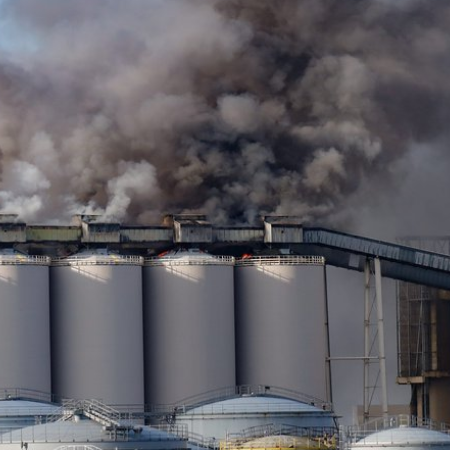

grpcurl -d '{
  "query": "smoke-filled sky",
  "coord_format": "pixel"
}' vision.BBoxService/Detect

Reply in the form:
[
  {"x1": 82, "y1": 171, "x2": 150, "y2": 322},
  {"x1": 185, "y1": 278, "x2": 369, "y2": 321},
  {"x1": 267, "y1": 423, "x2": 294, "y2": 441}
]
[{"x1": 0, "y1": 0, "x2": 449, "y2": 233}]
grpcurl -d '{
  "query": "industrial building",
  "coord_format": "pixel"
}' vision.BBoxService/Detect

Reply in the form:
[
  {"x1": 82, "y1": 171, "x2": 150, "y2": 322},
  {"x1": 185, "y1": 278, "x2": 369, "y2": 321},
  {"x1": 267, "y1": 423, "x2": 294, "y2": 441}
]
[
  {"x1": 396, "y1": 237, "x2": 450, "y2": 425},
  {"x1": 0, "y1": 213, "x2": 450, "y2": 449}
]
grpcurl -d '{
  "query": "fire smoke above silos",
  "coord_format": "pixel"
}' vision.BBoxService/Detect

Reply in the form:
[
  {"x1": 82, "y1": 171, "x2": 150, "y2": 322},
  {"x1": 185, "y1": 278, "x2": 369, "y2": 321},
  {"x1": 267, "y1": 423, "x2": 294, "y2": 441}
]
[{"x1": 0, "y1": 0, "x2": 449, "y2": 228}]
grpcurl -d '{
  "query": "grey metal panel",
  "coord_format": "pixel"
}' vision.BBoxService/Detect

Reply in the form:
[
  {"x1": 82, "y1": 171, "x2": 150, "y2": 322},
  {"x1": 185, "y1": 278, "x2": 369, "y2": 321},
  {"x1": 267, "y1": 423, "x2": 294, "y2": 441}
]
[
  {"x1": 173, "y1": 222, "x2": 213, "y2": 243},
  {"x1": 81, "y1": 223, "x2": 121, "y2": 243},
  {"x1": 235, "y1": 262, "x2": 328, "y2": 402},
  {"x1": 26, "y1": 226, "x2": 81, "y2": 242},
  {"x1": 0, "y1": 214, "x2": 21, "y2": 223},
  {"x1": 264, "y1": 223, "x2": 303, "y2": 244},
  {"x1": 50, "y1": 261, "x2": 144, "y2": 406},
  {"x1": 143, "y1": 262, "x2": 235, "y2": 406},
  {"x1": 0, "y1": 265, "x2": 51, "y2": 393},
  {"x1": 0, "y1": 224, "x2": 26, "y2": 243},
  {"x1": 120, "y1": 227, "x2": 172, "y2": 243},
  {"x1": 214, "y1": 228, "x2": 264, "y2": 242},
  {"x1": 304, "y1": 229, "x2": 402, "y2": 260}
]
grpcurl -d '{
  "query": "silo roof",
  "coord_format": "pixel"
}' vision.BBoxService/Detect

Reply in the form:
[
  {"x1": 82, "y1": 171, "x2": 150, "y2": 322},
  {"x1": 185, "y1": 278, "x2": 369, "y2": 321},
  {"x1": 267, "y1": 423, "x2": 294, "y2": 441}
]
[
  {"x1": 183, "y1": 396, "x2": 331, "y2": 415},
  {"x1": 356, "y1": 427, "x2": 450, "y2": 445},
  {"x1": 0, "y1": 400, "x2": 60, "y2": 416},
  {"x1": 1, "y1": 420, "x2": 181, "y2": 443}
]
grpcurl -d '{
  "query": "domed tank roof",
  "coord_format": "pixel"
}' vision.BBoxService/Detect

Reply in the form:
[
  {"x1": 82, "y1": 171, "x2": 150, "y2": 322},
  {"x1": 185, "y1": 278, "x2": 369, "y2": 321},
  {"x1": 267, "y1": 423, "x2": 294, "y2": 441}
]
[
  {"x1": 355, "y1": 426, "x2": 450, "y2": 446},
  {"x1": 1, "y1": 419, "x2": 182, "y2": 444},
  {"x1": 240, "y1": 434, "x2": 334, "y2": 450},
  {"x1": 0, "y1": 400, "x2": 60, "y2": 416},
  {"x1": 182, "y1": 395, "x2": 331, "y2": 415}
]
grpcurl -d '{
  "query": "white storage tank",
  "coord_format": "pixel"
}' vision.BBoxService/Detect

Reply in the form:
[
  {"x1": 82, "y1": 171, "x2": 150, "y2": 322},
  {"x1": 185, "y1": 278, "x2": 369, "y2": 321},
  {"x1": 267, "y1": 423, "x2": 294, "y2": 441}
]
[
  {"x1": 349, "y1": 427, "x2": 450, "y2": 450},
  {"x1": 0, "y1": 415, "x2": 186, "y2": 450},
  {"x1": 235, "y1": 255, "x2": 329, "y2": 402},
  {"x1": 143, "y1": 250, "x2": 235, "y2": 406},
  {"x1": 175, "y1": 393, "x2": 336, "y2": 443},
  {"x1": 0, "y1": 252, "x2": 51, "y2": 395},
  {"x1": 50, "y1": 251, "x2": 144, "y2": 407}
]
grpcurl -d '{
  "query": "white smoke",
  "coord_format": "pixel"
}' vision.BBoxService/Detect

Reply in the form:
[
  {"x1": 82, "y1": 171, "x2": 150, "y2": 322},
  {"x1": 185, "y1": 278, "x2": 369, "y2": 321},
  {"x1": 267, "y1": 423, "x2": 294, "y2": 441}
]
[{"x1": 104, "y1": 160, "x2": 160, "y2": 221}]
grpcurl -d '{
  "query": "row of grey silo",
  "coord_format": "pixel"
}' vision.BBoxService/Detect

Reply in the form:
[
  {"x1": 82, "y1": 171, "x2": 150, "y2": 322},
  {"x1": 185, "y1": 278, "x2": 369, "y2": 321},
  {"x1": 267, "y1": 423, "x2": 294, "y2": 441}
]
[{"x1": 0, "y1": 249, "x2": 329, "y2": 408}]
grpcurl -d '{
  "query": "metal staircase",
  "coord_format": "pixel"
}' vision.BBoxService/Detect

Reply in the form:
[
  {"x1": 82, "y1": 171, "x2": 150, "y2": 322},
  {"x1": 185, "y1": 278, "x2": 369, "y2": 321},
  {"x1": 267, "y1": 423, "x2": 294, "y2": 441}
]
[
  {"x1": 83, "y1": 399, "x2": 124, "y2": 427},
  {"x1": 46, "y1": 399, "x2": 140, "y2": 440},
  {"x1": 45, "y1": 399, "x2": 83, "y2": 423}
]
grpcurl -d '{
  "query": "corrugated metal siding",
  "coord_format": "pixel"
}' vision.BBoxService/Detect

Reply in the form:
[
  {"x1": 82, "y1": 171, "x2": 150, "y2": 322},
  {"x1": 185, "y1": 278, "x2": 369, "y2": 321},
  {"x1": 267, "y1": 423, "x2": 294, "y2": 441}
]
[
  {"x1": 121, "y1": 227, "x2": 172, "y2": 243},
  {"x1": 0, "y1": 225, "x2": 26, "y2": 242},
  {"x1": 174, "y1": 223, "x2": 213, "y2": 243},
  {"x1": 264, "y1": 223, "x2": 303, "y2": 243},
  {"x1": 214, "y1": 228, "x2": 264, "y2": 242},
  {"x1": 81, "y1": 223, "x2": 120, "y2": 243},
  {"x1": 303, "y1": 228, "x2": 450, "y2": 288},
  {"x1": 26, "y1": 226, "x2": 81, "y2": 242}
]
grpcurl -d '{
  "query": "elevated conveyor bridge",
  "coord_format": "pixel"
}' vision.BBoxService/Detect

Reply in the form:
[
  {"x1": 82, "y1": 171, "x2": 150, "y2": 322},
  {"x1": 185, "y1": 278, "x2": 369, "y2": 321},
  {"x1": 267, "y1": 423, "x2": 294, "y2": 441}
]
[{"x1": 294, "y1": 227, "x2": 450, "y2": 290}]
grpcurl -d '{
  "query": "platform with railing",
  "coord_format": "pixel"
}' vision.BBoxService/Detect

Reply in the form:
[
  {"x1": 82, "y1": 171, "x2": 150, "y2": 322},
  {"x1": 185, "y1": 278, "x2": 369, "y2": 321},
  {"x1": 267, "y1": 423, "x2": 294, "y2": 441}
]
[
  {"x1": 166, "y1": 385, "x2": 332, "y2": 414},
  {"x1": 235, "y1": 255, "x2": 325, "y2": 267}
]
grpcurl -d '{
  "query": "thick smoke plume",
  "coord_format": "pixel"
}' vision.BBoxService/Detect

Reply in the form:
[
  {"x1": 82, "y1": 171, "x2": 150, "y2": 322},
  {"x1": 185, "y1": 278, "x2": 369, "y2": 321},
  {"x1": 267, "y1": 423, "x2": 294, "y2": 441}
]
[{"x1": 0, "y1": 0, "x2": 449, "y2": 229}]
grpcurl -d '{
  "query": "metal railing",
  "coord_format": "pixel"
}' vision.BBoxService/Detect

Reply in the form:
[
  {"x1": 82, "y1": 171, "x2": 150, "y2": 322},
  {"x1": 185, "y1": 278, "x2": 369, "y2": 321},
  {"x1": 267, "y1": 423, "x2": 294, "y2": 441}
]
[
  {"x1": 221, "y1": 423, "x2": 338, "y2": 449},
  {"x1": 235, "y1": 255, "x2": 325, "y2": 266},
  {"x1": 52, "y1": 255, "x2": 143, "y2": 266},
  {"x1": 83, "y1": 399, "x2": 124, "y2": 427},
  {"x1": 145, "y1": 255, "x2": 235, "y2": 267},
  {"x1": 185, "y1": 430, "x2": 220, "y2": 449},
  {"x1": 0, "y1": 255, "x2": 51, "y2": 265},
  {"x1": 345, "y1": 415, "x2": 450, "y2": 444},
  {"x1": 45, "y1": 399, "x2": 133, "y2": 428},
  {"x1": 0, "y1": 388, "x2": 54, "y2": 403},
  {"x1": 149, "y1": 423, "x2": 189, "y2": 440},
  {"x1": 0, "y1": 422, "x2": 185, "y2": 444},
  {"x1": 162, "y1": 385, "x2": 332, "y2": 414},
  {"x1": 45, "y1": 399, "x2": 82, "y2": 423}
]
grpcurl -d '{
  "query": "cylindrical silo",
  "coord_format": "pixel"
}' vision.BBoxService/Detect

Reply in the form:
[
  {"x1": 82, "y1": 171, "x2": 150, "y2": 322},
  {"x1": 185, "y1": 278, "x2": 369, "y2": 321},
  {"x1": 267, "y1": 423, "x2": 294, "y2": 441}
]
[
  {"x1": 0, "y1": 252, "x2": 51, "y2": 396},
  {"x1": 235, "y1": 255, "x2": 329, "y2": 402},
  {"x1": 143, "y1": 250, "x2": 235, "y2": 406},
  {"x1": 50, "y1": 251, "x2": 144, "y2": 407}
]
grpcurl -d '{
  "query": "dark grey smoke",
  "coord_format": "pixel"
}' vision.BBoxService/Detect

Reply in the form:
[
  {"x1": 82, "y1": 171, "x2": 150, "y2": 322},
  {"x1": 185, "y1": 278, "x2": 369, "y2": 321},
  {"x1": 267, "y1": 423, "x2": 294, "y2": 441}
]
[{"x1": 0, "y1": 0, "x2": 449, "y2": 228}]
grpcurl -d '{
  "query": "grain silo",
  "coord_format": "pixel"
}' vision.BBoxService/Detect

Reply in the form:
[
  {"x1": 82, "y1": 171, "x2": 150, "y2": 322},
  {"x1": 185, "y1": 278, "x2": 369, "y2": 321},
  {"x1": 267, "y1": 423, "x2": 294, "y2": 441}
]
[
  {"x1": 0, "y1": 251, "x2": 51, "y2": 395},
  {"x1": 235, "y1": 255, "x2": 330, "y2": 403},
  {"x1": 50, "y1": 250, "x2": 144, "y2": 407},
  {"x1": 143, "y1": 250, "x2": 235, "y2": 406}
]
